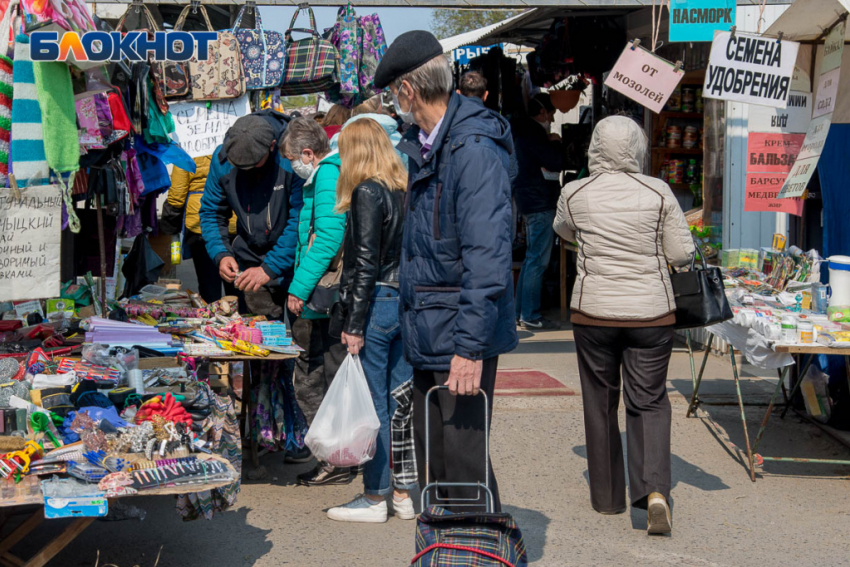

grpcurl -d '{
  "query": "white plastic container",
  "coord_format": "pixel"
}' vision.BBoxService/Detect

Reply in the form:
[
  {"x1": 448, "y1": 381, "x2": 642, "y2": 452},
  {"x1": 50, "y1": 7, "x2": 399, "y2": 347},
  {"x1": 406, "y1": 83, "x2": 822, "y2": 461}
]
[
  {"x1": 828, "y1": 255, "x2": 850, "y2": 306},
  {"x1": 780, "y1": 315, "x2": 798, "y2": 344}
]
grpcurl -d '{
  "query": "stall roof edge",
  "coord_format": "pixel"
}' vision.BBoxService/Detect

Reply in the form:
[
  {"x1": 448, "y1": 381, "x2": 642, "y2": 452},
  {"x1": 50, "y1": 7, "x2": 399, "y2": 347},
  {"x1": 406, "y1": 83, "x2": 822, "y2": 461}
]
[
  {"x1": 765, "y1": 0, "x2": 850, "y2": 42},
  {"x1": 101, "y1": 0, "x2": 795, "y2": 6}
]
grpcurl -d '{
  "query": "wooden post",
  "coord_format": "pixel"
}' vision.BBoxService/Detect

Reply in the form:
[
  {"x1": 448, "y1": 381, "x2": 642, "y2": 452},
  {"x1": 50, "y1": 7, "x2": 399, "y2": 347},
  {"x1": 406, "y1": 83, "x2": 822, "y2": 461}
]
[{"x1": 94, "y1": 194, "x2": 108, "y2": 316}]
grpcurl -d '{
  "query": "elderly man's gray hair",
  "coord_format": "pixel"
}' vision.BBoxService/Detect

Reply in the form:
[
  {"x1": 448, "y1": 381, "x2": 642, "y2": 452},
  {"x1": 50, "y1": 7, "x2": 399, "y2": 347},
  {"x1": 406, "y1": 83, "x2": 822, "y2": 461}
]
[{"x1": 393, "y1": 55, "x2": 453, "y2": 104}]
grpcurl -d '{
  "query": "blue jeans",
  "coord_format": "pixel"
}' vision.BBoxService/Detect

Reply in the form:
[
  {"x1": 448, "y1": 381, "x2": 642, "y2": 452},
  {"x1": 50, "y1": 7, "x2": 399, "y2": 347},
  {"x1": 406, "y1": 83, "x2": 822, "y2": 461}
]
[
  {"x1": 515, "y1": 210, "x2": 556, "y2": 322},
  {"x1": 359, "y1": 285, "x2": 415, "y2": 496}
]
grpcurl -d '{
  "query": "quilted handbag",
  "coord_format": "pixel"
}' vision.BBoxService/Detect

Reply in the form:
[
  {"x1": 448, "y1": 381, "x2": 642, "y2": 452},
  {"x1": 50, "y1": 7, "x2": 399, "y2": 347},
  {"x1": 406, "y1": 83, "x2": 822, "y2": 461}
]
[
  {"x1": 280, "y1": 6, "x2": 338, "y2": 96},
  {"x1": 115, "y1": 4, "x2": 171, "y2": 112},
  {"x1": 175, "y1": 5, "x2": 245, "y2": 101},
  {"x1": 232, "y1": 5, "x2": 285, "y2": 90}
]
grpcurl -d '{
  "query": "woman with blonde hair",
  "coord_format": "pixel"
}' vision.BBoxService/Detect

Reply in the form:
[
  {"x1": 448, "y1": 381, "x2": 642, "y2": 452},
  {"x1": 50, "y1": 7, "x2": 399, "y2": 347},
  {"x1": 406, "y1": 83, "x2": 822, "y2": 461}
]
[{"x1": 325, "y1": 118, "x2": 415, "y2": 523}]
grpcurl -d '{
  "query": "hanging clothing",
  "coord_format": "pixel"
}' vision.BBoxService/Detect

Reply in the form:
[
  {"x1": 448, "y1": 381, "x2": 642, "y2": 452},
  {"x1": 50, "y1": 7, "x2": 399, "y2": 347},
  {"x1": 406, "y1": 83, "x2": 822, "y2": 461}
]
[
  {"x1": 250, "y1": 359, "x2": 307, "y2": 452},
  {"x1": 10, "y1": 34, "x2": 49, "y2": 189}
]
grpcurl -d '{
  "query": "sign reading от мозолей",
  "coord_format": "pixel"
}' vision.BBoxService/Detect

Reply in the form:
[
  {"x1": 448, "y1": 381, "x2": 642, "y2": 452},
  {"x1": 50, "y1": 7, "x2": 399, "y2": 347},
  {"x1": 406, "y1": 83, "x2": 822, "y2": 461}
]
[
  {"x1": 703, "y1": 30, "x2": 800, "y2": 108},
  {"x1": 29, "y1": 31, "x2": 217, "y2": 62},
  {"x1": 669, "y1": 0, "x2": 736, "y2": 42},
  {"x1": 603, "y1": 41, "x2": 685, "y2": 113}
]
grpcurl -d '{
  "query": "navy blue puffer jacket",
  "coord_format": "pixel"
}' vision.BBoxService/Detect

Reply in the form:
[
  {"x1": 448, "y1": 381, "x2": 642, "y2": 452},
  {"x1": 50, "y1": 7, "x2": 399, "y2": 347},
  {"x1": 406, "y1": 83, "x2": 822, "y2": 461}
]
[{"x1": 397, "y1": 93, "x2": 518, "y2": 371}]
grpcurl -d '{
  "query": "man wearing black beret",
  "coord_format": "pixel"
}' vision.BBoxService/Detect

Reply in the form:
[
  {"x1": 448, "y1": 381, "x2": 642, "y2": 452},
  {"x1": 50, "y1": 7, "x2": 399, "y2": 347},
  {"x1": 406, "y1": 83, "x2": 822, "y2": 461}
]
[{"x1": 375, "y1": 30, "x2": 517, "y2": 512}]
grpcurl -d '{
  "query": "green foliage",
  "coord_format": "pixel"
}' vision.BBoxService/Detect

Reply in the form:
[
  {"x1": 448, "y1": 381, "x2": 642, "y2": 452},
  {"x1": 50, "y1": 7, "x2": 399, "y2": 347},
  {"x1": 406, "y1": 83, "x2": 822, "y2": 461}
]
[
  {"x1": 281, "y1": 94, "x2": 318, "y2": 109},
  {"x1": 430, "y1": 10, "x2": 520, "y2": 40}
]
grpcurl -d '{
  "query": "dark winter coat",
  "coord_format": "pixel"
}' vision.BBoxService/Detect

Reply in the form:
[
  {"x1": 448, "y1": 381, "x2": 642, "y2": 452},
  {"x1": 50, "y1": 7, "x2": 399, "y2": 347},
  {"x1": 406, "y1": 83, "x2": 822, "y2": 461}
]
[{"x1": 396, "y1": 93, "x2": 518, "y2": 371}]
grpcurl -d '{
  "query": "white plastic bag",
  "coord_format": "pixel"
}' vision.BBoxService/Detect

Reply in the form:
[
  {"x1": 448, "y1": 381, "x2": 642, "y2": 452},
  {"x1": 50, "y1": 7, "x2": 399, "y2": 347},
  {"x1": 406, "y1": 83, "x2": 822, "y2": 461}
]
[{"x1": 305, "y1": 354, "x2": 380, "y2": 467}]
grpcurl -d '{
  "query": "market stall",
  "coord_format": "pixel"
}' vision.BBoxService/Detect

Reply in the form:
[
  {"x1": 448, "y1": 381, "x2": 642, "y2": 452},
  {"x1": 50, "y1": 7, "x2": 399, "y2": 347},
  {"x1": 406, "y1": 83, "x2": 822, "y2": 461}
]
[{"x1": 0, "y1": 0, "x2": 392, "y2": 559}]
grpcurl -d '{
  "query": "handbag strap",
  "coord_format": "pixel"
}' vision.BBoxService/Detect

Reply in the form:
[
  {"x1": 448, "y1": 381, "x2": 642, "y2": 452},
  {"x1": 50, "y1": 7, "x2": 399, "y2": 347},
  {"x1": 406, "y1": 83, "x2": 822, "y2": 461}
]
[
  {"x1": 116, "y1": 2, "x2": 160, "y2": 33},
  {"x1": 174, "y1": 4, "x2": 214, "y2": 33},
  {"x1": 233, "y1": 3, "x2": 264, "y2": 31},
  {"x1": 287, "y1": 5, "x2": 319, "y2": 38}
]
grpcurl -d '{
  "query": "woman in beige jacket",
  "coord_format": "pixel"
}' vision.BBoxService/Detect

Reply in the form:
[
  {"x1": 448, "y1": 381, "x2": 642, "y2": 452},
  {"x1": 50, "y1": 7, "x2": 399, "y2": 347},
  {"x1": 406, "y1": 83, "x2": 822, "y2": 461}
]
[{"x1": 554, "y1": 116, "x2": 694, "y2": 535}]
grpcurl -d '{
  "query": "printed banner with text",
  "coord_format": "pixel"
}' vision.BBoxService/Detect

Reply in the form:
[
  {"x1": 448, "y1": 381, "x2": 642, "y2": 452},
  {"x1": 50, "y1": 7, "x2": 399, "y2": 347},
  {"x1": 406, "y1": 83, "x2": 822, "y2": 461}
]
[
  {"x1": 704, "y1": 31, "x2": 799, "y2": 108},
  {"x1": 0, "y1": 186, "x2": 62, "y2": 301},
  {"x1": 669, "y1": 0, "x2": 736, "y2": 42},
  {"x1": 604, "y1": 42, "x2": 684, "y2": 113},
  {"x1": 170, "y1": 95, "x2": 251, "y2": 159}
]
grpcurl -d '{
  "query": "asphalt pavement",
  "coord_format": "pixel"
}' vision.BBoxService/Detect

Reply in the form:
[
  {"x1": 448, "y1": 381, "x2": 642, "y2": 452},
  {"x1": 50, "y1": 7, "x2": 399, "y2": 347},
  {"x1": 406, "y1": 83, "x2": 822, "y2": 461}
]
[{"x1": 7, "y1": 326, "x2": 850, "y2": 566}]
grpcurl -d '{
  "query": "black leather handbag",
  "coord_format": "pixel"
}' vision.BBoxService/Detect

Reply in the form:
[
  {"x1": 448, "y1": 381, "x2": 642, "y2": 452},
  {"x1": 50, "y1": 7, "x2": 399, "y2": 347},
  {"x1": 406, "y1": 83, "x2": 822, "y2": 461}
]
[{"x1": 670, "y1": 241, "x2": 733, "y2": 329}]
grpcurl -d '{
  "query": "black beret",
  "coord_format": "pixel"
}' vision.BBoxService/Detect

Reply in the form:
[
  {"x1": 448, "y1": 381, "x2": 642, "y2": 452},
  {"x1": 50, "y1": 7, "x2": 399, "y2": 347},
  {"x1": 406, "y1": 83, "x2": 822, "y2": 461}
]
[
  {"x1": 221, "y1": 115, "x2": 276, "y2": 169},
  {"x1": 373, "y1": 30, "x2": 444, "y2": 89}
]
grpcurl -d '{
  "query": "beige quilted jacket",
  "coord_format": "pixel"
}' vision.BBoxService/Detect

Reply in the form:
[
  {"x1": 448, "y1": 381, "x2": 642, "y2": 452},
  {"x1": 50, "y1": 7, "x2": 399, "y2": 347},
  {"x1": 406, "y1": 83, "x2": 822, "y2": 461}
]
[{"x1": 553, "y1": 116, "x2": 695, "y2": 322}]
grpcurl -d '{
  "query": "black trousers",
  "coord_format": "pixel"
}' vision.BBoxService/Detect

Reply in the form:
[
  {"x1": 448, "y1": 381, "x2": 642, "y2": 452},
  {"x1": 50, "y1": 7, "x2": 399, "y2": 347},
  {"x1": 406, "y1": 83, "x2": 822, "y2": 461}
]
[
  {"x1": 291, "y1": 316, "x2": 347, "y2": 426},
  {"x1": 413, "y1": 357, "x2": 501, "y2": 512},
  {"x1": 573, "y1": 324, "x2": 674, "y2": 512},
  {"x1": 185, "y1": 231, "x2": 227, "y2": 304}
]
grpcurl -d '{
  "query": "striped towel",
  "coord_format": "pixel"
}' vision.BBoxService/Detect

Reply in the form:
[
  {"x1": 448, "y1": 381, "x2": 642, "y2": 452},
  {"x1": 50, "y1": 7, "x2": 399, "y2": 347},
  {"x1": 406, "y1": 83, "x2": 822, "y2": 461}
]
[
  {"x1": 0, "y1": 53, "x2": 11, "y2": 188},
  {"x1": 10, "y1": 34, "x2": 48, "y2": 189}
]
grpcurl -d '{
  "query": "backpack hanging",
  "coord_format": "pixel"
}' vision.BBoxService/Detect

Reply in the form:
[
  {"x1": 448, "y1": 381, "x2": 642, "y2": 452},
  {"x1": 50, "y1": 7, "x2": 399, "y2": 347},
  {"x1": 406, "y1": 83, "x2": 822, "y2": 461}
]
[
  {"x1": 280, "y1": 5, "x2": 338, "y2": 96},
  {"x1": 175, "y1": 4, "x2": 245, "y2": 101},
  {"x1": 232, "y1": 3, "x2": 285, "y2": 90}
]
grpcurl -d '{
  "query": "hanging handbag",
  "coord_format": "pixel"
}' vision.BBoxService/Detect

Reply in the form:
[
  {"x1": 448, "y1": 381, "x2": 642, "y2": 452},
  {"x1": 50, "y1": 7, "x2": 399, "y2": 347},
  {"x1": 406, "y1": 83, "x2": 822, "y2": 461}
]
[
  {"x1": 175, "y1": 5, "x2": 245, "y2": 101},
  {"x1": 670, "y1": 239, "x2": 733, "y2": 329},
  {"x1": 232, "y1": 4, "x2": 285, "y2": 90},
  {"x1": 280, "y1": 6, "x2": 338, "y2": 96},
  {"x1": 115, "y1": 4, "x2": 170, "y2": 112}
]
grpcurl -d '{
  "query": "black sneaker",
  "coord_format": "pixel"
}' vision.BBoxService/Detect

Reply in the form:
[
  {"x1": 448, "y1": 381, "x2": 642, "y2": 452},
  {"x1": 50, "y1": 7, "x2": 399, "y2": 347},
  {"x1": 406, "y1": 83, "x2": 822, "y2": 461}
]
[
  {"x1": 297, "y1": 463, "x2": 353, "y2": 486},
  {"x1": 284, "y1": 446, "x2": 313, "y2": 464},
  {"x1": 520, "y1": 317, "x2": 561, "y2": 330}
]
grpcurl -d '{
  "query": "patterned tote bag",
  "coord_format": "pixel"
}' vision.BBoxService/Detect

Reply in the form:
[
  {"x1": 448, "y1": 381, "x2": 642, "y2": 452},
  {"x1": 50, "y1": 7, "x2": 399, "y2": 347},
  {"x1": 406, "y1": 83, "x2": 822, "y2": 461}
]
[
  {"x1": 175, "y1": 5, "x2": 246, "y2": 101},
  {"x1": 232, "y1": 5, "x2": 285, "y2": 90}
]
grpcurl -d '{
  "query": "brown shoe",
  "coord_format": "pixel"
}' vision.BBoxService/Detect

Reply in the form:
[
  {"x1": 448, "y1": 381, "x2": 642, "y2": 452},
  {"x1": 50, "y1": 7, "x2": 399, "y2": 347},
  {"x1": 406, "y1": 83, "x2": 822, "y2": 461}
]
[{"x1": 647, "y1": 492, "x2": 672, "y2": 535}]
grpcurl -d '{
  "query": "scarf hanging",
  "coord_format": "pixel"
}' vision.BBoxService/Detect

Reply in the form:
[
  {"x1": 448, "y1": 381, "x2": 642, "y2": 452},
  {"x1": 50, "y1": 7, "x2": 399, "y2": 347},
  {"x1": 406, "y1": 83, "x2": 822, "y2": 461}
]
[
  {"x1": 10, "y1": 34, "x2": 49, "y2": 189},
  {"x1": 33, "y1": 56, "x2": 80, "y2": 232}
]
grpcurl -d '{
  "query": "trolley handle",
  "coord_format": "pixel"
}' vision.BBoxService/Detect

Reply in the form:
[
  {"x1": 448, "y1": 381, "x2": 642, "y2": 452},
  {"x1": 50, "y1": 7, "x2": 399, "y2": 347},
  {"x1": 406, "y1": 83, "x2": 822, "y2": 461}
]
[{"x1": 422, "y1": 385, "x2": 492, "y2": 512}]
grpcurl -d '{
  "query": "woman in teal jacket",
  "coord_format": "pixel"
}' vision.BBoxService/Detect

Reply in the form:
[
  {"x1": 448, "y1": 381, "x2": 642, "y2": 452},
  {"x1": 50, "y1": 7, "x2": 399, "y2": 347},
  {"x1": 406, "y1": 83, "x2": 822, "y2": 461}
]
[{"x1": 281, "y1": 117, "x2": 351, "y2": 487}]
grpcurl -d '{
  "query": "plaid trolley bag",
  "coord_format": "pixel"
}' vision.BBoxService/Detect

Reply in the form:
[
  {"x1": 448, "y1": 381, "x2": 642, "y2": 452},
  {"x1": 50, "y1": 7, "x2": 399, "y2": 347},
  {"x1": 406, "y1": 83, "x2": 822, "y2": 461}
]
[
  {"x1": 411, "y1": 386, "x2": 528, "y2": 567},
  {"x1": 279, "y1": 4, "x2": 338, "y2": 96}
]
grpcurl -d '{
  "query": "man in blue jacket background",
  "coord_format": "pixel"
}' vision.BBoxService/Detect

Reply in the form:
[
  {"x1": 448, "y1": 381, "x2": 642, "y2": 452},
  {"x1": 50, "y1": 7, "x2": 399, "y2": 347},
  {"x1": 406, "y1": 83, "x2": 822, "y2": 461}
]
[
  {"x1": 199, "y1": 111, "x2": 304, "y2": 316},
  {"x1": 374, "y1": 31, "x2": 518, "y2": 512}
]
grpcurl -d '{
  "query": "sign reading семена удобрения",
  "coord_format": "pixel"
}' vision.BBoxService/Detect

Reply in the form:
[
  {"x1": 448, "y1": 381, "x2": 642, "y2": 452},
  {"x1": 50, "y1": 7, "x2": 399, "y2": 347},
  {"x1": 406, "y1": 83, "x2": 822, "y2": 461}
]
[{"x1": 703, "y1": 30, "x2": 800, "y2": 109}]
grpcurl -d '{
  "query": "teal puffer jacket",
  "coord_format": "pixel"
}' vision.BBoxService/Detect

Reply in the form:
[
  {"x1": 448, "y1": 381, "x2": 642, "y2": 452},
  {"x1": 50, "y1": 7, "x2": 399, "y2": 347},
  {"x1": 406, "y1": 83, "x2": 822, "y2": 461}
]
[{"x1": 289, "y1": 152, "x2": 346, "y2": 320}]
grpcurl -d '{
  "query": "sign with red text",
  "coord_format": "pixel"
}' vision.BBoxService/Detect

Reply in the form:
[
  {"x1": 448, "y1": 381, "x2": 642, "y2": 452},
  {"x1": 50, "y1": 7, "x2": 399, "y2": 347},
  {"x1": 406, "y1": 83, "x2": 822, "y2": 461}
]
[
  {"x1": 747, "y1": 133, "x2": 805, "y2": 173},
  {"x1": 604, "y1": 42, "x2": 685, "y2": 113},
  {"x1": 704, "y1": 31, "x2": 799, "y2": 108},
  {"x1": 745, "y1": 173, "x2": 803, "y2": 215}
]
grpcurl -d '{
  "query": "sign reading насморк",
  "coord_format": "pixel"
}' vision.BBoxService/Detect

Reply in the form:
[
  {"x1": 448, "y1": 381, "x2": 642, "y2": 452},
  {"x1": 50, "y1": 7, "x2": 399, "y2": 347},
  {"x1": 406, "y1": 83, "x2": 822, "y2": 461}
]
[
  {"x1": 669, "y1": 0, "x2": 736, "y2": 42},
  {"x1": 703, "y1": 30, "x2": 800, "y2": 108}
]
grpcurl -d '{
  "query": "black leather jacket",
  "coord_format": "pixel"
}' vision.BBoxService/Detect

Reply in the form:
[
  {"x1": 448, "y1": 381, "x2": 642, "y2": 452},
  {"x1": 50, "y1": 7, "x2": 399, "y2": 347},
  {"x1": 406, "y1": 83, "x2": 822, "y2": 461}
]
[{"x1": 339, "y1": 180, "x2": 405, "y2": 335}]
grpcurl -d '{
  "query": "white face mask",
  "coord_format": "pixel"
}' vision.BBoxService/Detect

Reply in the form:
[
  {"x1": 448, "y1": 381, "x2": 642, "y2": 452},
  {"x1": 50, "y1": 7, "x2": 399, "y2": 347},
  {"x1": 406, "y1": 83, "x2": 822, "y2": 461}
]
[
  {"x1": 291, "y1": 154, "x2": 315, "y2": 180},
  {"x1": 392, "y1": 89, "x2": 416, "y2": 125}
]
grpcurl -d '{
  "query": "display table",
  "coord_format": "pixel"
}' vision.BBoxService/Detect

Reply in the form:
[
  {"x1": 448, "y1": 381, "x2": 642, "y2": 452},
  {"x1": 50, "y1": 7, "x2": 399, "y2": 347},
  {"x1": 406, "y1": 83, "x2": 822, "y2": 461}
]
[
  {"x1": 0, "y1": 455, "x2": 236, "y2": 567},
  {"x1": 686, "y1": 322, "x2": 850, "y2": 481}
]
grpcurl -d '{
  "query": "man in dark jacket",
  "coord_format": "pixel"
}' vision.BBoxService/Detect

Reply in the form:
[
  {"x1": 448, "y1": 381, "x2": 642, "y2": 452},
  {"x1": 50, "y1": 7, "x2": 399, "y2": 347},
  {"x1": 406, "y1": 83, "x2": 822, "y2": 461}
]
[
  {"x1": 511, "y1": 93, "x2": 564, "y2": 330},
  {"x1": 374, "y1": 31, "x2": 518, "y2": 512},
  {"x1": 199, "y1": 111, "x2": 304, "y2": 316}
]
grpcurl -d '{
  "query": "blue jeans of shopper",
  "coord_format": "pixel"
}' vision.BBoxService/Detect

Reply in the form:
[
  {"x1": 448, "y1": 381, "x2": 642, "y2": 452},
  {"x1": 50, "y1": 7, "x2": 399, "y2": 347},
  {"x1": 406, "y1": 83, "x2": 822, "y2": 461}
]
[
  {"x1": 515, "y1": 210, "x2": 556, "y2": 322},
  {"x1": 359, "y1": 285, "x2": 415, "y2": 496}
]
